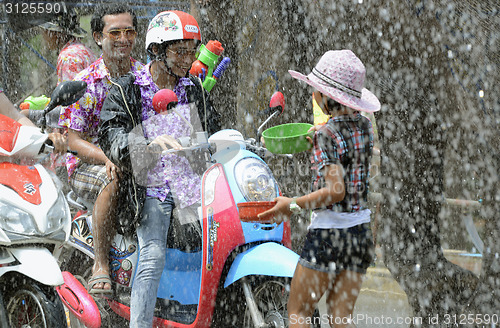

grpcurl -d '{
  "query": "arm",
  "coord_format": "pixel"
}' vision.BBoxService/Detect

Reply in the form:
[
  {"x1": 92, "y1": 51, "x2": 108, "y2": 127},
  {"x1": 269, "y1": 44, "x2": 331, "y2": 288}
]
[
  {"x1": 99, "y1": 74, "x2": 161, "y2": 176},
  {"x1": 259, "y1": 126, "x2": 346, "y2": 223},
  {"x1": 258, "y1": 164, "x2": 345, "y2": 223},
  {"x1": 295, "y1": 164, "x2": 345, "y2": 209},
  {"x1": 68, "y1": 129, "x2": 108, "y2": 165},
  {"x1": 68, "y1": 129, "x2": 120, "y2": 180}
]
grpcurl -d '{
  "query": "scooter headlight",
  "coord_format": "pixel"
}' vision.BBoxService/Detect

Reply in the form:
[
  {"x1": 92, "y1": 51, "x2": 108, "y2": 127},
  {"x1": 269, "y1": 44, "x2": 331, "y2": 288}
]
[
  {"x1": 47, "y1": 191, "x2": 69, "y2": 233},
  {"x1": 0, "y1": 200, "x2": 37, "y2": 234},
  {"x1": 234, "y1": 158, "x2": 277, "y2": 202}
]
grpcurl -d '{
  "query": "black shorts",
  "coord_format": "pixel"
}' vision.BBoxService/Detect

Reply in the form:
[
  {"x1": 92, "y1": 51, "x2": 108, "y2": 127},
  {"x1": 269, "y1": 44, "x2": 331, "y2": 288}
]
[{"x1": 299, "y1": 223, "x2": 375, "y2": 274}]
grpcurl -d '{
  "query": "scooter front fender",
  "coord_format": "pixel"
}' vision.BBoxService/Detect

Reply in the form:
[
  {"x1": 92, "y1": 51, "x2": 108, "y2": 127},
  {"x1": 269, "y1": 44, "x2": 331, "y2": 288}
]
[
  {"x1": 224, "y1": 242, "x2": 299, "y2": 288},
  {"x1": 7, "y1": 248, "x2": 64, "y2": 285}
]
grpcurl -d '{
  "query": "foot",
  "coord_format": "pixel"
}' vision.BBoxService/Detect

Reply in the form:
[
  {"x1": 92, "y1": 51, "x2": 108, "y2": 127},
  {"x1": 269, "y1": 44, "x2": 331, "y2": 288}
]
[{"x1": 88, "y1": 271, "x2": 112, "y2": 295}]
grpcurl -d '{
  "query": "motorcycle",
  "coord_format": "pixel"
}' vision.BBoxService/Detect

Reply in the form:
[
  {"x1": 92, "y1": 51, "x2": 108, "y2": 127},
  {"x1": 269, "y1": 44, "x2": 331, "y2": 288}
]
[
  {"x1": 59, "y1": 91, "x2": 301, "y2": 328},
  {"x1": 0, "y1": 81, "x2": 87, "y2": 327}
]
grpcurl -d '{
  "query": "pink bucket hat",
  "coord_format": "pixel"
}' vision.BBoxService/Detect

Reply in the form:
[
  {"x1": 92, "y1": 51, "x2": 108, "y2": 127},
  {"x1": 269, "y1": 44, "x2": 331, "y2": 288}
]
[{"x1": 289, "y1": 50, "x2": 380, "y2": 113}]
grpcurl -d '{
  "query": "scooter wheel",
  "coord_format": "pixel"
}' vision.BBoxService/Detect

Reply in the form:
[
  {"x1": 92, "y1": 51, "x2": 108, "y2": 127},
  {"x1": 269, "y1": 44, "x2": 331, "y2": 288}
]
[{"x1": 241, "y1": 277, "x2": 291, "y2": 328}]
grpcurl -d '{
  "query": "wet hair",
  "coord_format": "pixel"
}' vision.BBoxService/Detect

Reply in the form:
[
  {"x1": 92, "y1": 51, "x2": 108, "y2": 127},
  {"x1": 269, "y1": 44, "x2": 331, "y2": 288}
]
[
  {"x1": 326, "y1": 97, "x2": 342, "y2": 112},
  {"x1": 148, "y1": 39, "x2": 201, "y2": 61},
  {"x1": 90, "y1": 3, "x2": 137, "y2": 37},
  {"x1": 148, "y1": 40, "x2": 178, "y2": 61}
]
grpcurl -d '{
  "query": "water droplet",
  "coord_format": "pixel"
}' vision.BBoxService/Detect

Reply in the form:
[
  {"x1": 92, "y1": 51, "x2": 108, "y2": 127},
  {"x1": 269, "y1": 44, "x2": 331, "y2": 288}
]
[
  {"x1": 478, "y1": 90, "x2": 484, "y2": 98},
  {"x1": 415, "y1": 264, "x2": 421, "y2": 272}
]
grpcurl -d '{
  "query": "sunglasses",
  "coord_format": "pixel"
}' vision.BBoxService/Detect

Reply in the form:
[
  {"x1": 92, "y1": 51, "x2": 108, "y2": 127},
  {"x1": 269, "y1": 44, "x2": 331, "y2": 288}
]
[
  {"x1": 167, "y1": 48, "x2": 197, "y2": 57},
  {"x1": 103, "y1": 28, "x2": 137, "y2": 41}
]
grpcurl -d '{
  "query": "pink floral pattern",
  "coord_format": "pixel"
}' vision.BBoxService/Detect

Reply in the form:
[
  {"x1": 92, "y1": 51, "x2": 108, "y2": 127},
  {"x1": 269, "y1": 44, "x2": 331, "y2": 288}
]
[
  {"x1": 57, "y1": 40, "x2": 97, "y2": 85},
  {"x1": 59, "y1": 56, "x2": 145, "y2": 177}
]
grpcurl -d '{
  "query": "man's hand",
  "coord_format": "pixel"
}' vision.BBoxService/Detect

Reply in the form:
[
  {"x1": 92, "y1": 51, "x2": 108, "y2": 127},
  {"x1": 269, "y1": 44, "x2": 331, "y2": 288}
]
[
  {"x1": 258, "y1": 196, "x2": 293, "y2": 224},
  {"x1": 47, "y1": 132, "x2": 68, "y2": 154},
  {"x1": 105, "y1": 159, "x2": 120, "y2": 181}
]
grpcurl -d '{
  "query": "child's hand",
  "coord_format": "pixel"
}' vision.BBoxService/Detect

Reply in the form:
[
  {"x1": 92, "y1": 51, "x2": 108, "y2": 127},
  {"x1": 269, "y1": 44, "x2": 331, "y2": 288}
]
[
  {"x1": 258, "y1": 196, "x2": 292, "y2": 224},
  {"x1": 307, "y1": 124, "x2": 323, "y2": 133},
  {"x1": 306, "y1": 125, "x2": 321, "y2": 145}
]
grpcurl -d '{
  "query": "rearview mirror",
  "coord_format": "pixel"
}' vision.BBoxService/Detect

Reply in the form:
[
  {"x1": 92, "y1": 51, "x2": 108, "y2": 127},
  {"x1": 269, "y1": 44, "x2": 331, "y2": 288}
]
[{"x1": 46, "y1": 81, "x2": 87, "y2": 112}]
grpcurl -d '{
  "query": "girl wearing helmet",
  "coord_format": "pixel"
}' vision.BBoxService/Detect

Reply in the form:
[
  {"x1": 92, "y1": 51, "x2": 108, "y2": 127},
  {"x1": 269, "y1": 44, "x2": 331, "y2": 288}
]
[{"x1": 98, "y1": 10, "x2": 220, "y2": 328}]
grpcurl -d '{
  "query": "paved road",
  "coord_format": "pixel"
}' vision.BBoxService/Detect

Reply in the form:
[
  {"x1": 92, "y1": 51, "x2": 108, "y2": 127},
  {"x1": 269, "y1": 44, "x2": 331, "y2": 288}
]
[
  {"x1": 316, "y1": 249, "x2": 483, "y2": 328},
  {"x1": 317, "y1": 265, "x2": 412, "y2": 328}
]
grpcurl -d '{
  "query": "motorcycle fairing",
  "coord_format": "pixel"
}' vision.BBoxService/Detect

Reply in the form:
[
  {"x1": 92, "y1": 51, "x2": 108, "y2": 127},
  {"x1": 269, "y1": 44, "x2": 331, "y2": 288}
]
[
  {"x1": 0, "y1": 114, "x2": 21, "y2": 153},
  {"x1": 0, "y1": 248, "x2": 20, "y2": 267},
  {"x1": 0, "y1": 162, "x2": 42, "y2": 205},
  {"x1": 68, "y1": 213, "x2": 95, "y2": 258},
  {"x1": 109, "y1": 233, "x2": 138, "y2": 287},
  {"x1": 3, "y1": 248, "x2": 64, "y2": 285},
  {"x1": 202, "y1": 163, "x2": 244, "y2": 272},
  {"x1": 157, "y1": 248, "x2": 202, "y2": 304},
  {"x1": 223, "y1": 242, "x2": 299, "y2": 288},
  {"x1": 0, "y1": 125, "x2": 48, "y2": 158}
]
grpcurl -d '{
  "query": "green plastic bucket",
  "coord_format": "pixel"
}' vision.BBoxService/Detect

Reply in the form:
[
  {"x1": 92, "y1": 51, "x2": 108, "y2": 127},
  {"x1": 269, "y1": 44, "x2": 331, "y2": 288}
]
[{"x1": 262, "y1": 123, "x2": 314, "y2": 154}]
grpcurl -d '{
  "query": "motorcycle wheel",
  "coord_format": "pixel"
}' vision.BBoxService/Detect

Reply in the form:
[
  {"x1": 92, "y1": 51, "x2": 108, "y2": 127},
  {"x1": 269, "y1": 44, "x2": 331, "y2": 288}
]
[
  {"x1": 0, "y1": 292, "x2": 9, "y2": 328},
  {"x1": 5, "y1": 283, "x2": 66, "y2": 328},
  {"x1": 242, "y1": 277, "x2": 290, "y2": 328}
]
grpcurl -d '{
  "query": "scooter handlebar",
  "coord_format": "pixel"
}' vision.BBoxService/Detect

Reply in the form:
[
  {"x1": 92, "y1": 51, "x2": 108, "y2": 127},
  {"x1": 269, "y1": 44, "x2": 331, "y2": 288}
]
[
  {"x1": 42, "y1": 139, "x2": 78, "y2": 156},
  {"x1": 161, "y1": 142, "x2": 211, "y2": 155},
  {"x1": 245, "y1": 140, "x2": 293, "y2": 159}
]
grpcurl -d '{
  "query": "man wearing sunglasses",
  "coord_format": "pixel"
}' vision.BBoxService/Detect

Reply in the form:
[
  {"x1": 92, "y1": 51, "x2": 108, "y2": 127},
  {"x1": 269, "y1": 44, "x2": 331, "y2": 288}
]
[{"x1": 59, "y1": 3, "x2": 142, "y2": 295}]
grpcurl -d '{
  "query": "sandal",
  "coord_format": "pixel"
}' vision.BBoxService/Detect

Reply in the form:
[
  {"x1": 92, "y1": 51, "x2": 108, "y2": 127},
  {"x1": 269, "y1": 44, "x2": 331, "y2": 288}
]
[{"x1": 88, "y1": 274, "x2": 113, "y2": 295}]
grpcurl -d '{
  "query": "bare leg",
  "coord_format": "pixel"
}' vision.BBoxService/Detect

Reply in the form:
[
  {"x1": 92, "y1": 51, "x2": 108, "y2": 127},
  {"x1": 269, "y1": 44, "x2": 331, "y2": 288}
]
[
  {"x1": 90, "y1": 178, "x2": 119, "y2": 290},
  {"x1": 288, "y1": 264, "x2": 331, "y2": 328},
  {"x1": 325, "y1": 270, "x2": 364, "y2": 328}
]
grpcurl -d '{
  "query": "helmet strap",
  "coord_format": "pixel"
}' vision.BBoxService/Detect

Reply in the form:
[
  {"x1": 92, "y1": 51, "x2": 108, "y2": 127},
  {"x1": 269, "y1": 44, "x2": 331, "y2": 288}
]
[{"x1": 158, "y1": 47, "x2": 191, "y2": 81}]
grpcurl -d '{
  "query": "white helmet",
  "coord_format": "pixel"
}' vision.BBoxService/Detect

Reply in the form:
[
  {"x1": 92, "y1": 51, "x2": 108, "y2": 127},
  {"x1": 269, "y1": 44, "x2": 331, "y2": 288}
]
[{"x1": 145, "y1": 10, "x2": 201, "y2": 54}]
